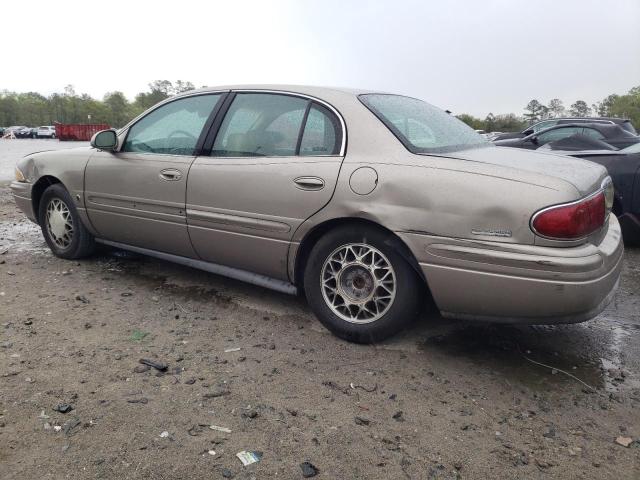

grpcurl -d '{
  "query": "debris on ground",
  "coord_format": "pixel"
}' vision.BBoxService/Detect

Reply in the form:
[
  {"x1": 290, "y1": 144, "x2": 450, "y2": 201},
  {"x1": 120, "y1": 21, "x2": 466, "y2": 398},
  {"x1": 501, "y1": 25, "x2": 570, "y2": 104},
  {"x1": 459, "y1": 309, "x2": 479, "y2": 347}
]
[
  {"x1": 74, "y1": 294, "x2": 89, "y2": 304},
  {"x1": 236, "y1": 450, "x2": 262, "y2": 466},
  {"x1": 300, "y1": 461, "x2": 319, "y2": 477},
  {"x1": 53, "y1": 404, "x2": 73, "y2": 414},
  {"x1": 62, "y1": 418, "x2": 81, "y2": 435},
  {"x1": 615, "y1": 436, "x2": 633, "y2": 447},
  {"x1": 139, "y1": 358, "x2": 168, "y2": 372},
  {"x1": 350, "y1": 382, "x2": 377, "y2": 392},
  {"x1": 210, "y1": 425, "x2": 232, "y2": 433},
  {"x1": 224, "y1": 347, "x2": 241, "y2": 353},
  {"x1": 160, "y1": 431, "x2": 170, "y2": 438}
]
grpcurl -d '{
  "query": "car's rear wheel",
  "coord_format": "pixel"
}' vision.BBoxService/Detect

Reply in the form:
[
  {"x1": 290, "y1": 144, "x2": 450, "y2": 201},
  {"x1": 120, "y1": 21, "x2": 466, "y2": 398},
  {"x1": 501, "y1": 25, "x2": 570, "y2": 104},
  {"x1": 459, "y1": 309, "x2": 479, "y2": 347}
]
[
  {"x1": 303, "y1": 225, "x2": 422, "y2": 343},
  {"x1": 39, "y1": 184, "x2": 95, "y2": 259}
]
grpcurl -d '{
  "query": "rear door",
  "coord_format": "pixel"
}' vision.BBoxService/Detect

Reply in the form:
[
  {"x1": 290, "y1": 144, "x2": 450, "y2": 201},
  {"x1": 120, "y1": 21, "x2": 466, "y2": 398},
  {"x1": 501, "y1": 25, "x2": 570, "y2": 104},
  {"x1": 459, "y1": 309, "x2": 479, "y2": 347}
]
[
  {"x1": 85, "y1": 93, "x2": 225, "y2": 257},
  {"x1": 187, "y1": 92, "x2": 345, "y2": 280}
]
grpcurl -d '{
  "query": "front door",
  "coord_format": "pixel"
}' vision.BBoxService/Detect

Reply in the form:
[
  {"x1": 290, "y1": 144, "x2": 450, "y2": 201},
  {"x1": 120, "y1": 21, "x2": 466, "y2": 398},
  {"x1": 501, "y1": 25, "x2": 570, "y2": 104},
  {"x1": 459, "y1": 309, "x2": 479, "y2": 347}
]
[
  {"x1": 187, "y1": 92, "x2": 345, "y2": 279},
  {"x1": 85, "y1": 93, "x2": 225, "y2": 257}
]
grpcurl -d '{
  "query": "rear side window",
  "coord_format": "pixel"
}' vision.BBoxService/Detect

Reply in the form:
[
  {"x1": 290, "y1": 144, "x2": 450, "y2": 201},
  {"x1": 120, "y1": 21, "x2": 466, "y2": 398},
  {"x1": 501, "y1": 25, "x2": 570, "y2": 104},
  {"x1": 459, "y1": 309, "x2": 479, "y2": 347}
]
[
  {"x1": 212, "y1": 93, "x2": 308, "y2": 157},
  {"x1": 359, "y1": 94, "x2": 487, "y2": 154},
  {"x1": 299, "y1": 104, "x2": 341, "y2": 156},
  {"x1": 123, "y1": 94, "x2": 222, "y2": 155},
  {"x1": 621, "y1": 121, "x2": 637, "y2": 135},
  {"x1": 581, "y1": 128, "x2": 605, "y2": 140}
]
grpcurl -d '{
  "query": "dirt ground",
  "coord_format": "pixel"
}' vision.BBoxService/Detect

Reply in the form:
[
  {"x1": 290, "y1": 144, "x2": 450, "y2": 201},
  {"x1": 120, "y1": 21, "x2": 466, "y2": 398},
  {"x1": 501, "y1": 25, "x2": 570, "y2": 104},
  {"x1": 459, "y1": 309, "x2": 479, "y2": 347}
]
[{"x1": 1, "y1": 143, "x2": 639, "y2": 479}]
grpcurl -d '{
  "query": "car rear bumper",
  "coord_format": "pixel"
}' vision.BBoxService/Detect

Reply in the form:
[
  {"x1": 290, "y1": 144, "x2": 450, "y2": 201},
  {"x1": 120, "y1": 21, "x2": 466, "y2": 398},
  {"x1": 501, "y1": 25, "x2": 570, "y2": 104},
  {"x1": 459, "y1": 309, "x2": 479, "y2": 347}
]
[
  {"x1": 397, "y1": 215, "x2": 624, "y2": 324},
  {"x1": 10, "y1": 181, "x2": 37, "y2": 223}
]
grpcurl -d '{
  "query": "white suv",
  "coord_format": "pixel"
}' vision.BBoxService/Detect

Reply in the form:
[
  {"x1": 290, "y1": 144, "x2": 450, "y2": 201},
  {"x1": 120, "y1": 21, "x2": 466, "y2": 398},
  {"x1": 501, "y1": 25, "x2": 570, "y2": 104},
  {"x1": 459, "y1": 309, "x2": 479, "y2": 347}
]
[{"x1": 37, "y1": 126, "x2": 56, "y2": 138}]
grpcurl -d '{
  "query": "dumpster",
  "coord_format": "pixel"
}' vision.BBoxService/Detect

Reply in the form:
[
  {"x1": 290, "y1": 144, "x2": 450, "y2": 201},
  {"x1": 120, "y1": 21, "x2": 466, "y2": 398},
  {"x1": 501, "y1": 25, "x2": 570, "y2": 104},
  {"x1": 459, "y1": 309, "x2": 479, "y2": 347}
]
[{"x1": 54, "y1": 123, "x2": 110, "y2": 141}]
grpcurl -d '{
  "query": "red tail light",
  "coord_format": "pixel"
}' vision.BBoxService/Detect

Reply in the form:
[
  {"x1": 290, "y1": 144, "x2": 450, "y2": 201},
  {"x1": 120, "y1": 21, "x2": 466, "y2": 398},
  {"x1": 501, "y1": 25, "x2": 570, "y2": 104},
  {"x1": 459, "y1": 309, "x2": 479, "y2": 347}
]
[{"x1": 531, "y1": 191, "x2": 606, "y2": 240}]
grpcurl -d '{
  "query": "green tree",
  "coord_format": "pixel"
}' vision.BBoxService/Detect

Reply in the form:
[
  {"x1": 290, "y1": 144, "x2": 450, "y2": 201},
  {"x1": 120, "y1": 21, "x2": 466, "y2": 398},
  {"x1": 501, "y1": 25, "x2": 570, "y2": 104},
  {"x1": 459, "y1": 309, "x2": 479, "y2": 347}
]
[
  {"x1": 104, "y1": 91, "x2": 131, "y2": 128},
  {"x1": 547, "y1": 98, "x2": 565, "y2": 118},
  {"x1": 524, "y1": 99, "x2": 545, "y2": 124},
  {"x1": 569, "y1": 100, "x2": 591, "y2": 117}
]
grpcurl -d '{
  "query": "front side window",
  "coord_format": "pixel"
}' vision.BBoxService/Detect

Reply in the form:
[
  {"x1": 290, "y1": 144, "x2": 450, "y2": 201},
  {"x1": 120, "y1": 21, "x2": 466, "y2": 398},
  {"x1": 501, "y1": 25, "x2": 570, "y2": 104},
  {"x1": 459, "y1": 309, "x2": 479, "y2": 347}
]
[
  {"x1": 123, "y1": 94, "x2": 222, "y2": 155},
  {"x1": 299, "y1": 104, "x2": 341, "y2": 155},
  {"x1": 359, "y1": 94, "x2": 487, "y2": 154},
  {"x1": 532, "y1": 120, "x2": 558, "y2": 133},
  {"x1": 213, "y1": 93, "x2": 308, "y2": 157},
  {"x1": 537, "y1": 126, "x2": 583, "y2": 145}
]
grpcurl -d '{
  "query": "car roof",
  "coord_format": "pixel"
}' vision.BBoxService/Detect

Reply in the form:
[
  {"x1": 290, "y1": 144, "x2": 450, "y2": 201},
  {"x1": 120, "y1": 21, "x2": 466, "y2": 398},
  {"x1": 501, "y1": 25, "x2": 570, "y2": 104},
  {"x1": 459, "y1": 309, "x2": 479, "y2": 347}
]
[
  {"x1": 178, "y1": 84, "x2": 382, "y2": 99},
  {"x1": 535, "y1": 122, "x2": 634, "y2": 137}
]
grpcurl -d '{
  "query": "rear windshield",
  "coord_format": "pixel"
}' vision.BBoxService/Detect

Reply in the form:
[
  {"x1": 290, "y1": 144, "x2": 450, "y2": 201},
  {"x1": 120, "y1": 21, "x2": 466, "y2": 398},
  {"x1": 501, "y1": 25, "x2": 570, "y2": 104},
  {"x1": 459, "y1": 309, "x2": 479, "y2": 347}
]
[
  {"x1": 359, "y1": 94, "x2": 488, "y2": 154},
  {"x1": 621, "y1": 121, "x2": 638, "y2": 135}
]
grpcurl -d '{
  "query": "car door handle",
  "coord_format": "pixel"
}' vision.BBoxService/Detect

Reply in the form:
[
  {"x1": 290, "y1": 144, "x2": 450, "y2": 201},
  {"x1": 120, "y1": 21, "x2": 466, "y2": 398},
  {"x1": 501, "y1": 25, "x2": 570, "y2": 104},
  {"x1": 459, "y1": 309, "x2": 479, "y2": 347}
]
[
  {"x1": 159, "y1": 169, "x2": 183, "y2": 181},
  {"x1": 294, "y1": 176, "x2": 325, "y2": 190}
]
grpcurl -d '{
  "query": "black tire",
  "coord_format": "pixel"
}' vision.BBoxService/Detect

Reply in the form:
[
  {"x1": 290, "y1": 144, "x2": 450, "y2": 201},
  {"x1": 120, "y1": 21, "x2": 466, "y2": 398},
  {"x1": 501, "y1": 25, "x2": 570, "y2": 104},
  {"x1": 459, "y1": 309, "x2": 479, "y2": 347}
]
[
  {"x1": 38, "y1": 184, "x2": 95, "y2": 259},
  {"x1": 303, "y1": 225, "x2": 422, "y2": 343}
]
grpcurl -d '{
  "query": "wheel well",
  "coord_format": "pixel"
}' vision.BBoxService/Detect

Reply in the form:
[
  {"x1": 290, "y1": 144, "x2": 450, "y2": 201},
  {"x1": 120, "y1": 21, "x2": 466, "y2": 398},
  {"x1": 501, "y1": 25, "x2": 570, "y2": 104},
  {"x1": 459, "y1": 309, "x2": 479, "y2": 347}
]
[
  {"x1": 31, "y1": 176, "x2": 62, "y2": 223},
  {"x1": 293, "y1": 217, "x2": 429, "y2": 291}
]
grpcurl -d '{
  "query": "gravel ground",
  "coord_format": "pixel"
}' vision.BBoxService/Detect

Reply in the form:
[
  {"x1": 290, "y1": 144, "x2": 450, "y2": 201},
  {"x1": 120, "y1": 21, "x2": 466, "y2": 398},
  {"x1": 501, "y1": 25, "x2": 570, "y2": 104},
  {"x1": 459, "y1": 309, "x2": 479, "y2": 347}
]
[{"x1": 1, "y1": 141, "x2": 639, "y2": 479}]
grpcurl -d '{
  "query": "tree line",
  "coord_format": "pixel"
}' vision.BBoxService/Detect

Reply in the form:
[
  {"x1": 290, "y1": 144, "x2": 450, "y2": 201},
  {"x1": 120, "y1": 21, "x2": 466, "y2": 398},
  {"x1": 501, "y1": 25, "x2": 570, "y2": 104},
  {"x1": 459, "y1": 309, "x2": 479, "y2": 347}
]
[
  {"x1": 457, "y1": 85, "x2": 640, "y2": 132},
  {"x1": 0, "y1": 80, "x2": 196, "y2": 129},
  {"x1": 2, "y1": 81, "x2": 639, "y2": 133}
]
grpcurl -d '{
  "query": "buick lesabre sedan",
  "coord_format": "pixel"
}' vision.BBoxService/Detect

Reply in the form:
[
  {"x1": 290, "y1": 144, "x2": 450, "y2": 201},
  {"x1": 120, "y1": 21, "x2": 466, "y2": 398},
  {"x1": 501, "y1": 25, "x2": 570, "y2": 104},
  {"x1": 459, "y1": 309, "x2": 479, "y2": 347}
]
[{"x1": 11, "y1": 85, "x2": 623, "y2": 343}]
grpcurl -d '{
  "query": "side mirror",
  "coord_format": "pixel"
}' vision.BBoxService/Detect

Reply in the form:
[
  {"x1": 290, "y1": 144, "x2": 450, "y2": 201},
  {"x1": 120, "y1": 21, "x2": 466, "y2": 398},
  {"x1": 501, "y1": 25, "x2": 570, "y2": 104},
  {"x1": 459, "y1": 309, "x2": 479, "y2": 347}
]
[
  {"x1": 91, "y1": 129, "x2": 118, "y2": 151},
  {"x1": 530, "y1": 135, "x2": 539, "y2": 144}
]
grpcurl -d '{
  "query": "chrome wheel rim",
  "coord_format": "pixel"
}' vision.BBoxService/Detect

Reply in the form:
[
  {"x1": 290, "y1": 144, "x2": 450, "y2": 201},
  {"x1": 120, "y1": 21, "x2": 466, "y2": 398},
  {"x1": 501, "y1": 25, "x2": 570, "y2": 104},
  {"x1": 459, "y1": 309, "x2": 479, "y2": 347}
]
[
  {"x1": 321, "y1": 243, "x2": 396, "y2": 324},
  {"x1": 46, "y1": 198, "x2": 74, "y2": 249}
]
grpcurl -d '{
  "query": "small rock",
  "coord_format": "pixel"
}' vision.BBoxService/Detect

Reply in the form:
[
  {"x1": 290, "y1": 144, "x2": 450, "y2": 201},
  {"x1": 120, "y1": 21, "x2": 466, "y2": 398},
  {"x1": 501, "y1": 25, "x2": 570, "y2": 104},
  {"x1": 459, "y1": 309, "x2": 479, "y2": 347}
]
[
  {"x1": 54, "y1": 404, "x2": 74, "y2": 414},
  {"x1": 392, "y1": 411, "x2": 404, "y2": 422},
  {"x1": 354, "y1": 416, "x2": 370, "y2": 426},
  {"x1": 160, "y1": 431, "x2": 170, "y2": 438},
  {"x1": 75, "y1": 294, "x2": 89, "y2": 304},
  {"x1": 242, "y1": 409, "x2": 258, "y2": 419},
  {"x1": 204, "y1": 388, "x2": 230, "y2": 399},
  {"x1": 134, "y1": 364, "x2": 151, "y2": 373},
  {"x1": 221, "y1": 468, "x2": 234, "y2": 478},
  {"x1": 184, "y1": 378, "x2": 196, "y2": 385},
  {"x1": 300, "y1": 461, "x2": 319, "y2": 477},
  {"x1": 615, "y1": 436, "x2": 633, "y2": 447}
]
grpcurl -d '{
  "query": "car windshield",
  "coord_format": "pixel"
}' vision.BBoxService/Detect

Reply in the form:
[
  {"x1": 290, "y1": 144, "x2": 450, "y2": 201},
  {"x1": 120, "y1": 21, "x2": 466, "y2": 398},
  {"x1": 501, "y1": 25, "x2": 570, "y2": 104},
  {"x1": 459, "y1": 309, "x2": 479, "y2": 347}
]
[{"x1": 359, "y1": 94, "x2": 488, "y2": 154}]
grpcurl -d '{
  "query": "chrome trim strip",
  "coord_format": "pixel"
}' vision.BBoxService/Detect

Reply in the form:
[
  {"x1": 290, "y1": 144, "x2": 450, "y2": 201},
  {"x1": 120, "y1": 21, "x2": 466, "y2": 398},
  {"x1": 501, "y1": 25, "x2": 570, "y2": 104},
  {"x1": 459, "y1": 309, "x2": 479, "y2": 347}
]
[
  {"x1": 96, "y1": 239, "x2": 298, "y2": 295},
  {"x1": 530, "y1": 181, "x2": 609, "y2": 241},
  {"x1": 186, "y1": 208, "x2": 291, "y2": 233}
]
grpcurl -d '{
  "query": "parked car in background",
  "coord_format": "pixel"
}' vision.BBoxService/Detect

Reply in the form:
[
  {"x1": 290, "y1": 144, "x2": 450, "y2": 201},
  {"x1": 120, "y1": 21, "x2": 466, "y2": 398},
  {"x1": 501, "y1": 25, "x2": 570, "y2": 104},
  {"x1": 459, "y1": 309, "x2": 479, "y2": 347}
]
[
  {"x1": 37, "y1": 126, "x2": 56, "y2": 138},
  {"x1": 10, "y1": 85, "x2": 622, "y2": 343},
  {"x1": 4, "y1": 126, "x2": 28, "y2": 137},
  {"x1": 493, "y1": 117, "x2": 637, "y2": 141},
  {"x1": 494, "y1": 123, "x2": 640, "y2": 150},
  {"x1": 0, "y1": 127, "x2": 4, "y2": 136},
  {"x1": 539, "y1": 137, "x2": 640, "y2": 244},
  {"x1": 13, "y1": 127, "x2": 33, "y2": 138}
]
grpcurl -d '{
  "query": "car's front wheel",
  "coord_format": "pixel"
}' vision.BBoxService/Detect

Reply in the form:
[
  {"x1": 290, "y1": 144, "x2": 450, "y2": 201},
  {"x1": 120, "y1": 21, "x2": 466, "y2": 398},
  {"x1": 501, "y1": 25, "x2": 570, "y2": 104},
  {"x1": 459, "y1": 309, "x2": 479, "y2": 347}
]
[
  {"x1": 304, "y1": 225, "x2": 422, "y2": 343},
  {"x1": 38, "y1": 184, "x2": 95, "y2": 259}
]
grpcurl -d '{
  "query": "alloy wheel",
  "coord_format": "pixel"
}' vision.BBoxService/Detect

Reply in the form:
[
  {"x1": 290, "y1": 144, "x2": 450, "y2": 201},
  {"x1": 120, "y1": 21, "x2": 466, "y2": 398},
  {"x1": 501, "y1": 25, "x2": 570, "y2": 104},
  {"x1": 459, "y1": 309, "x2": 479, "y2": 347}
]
[{"x1": 320, "y1": 243, "x2": 396, "y2": 324}]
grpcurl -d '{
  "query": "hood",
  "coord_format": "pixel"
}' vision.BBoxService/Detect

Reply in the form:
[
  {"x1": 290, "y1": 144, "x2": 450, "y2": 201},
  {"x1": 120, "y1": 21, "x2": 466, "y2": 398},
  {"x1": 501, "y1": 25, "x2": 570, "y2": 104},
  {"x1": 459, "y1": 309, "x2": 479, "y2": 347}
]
[
  {"x1": 493, "y1": 132, "x2": 524, "y2": 141},
  {"x1": 493, "y1": 137, "x2": 526, "y2": 147},
  {"x1": 438, "y1": 145, "x2": 608, "y2": 197}
]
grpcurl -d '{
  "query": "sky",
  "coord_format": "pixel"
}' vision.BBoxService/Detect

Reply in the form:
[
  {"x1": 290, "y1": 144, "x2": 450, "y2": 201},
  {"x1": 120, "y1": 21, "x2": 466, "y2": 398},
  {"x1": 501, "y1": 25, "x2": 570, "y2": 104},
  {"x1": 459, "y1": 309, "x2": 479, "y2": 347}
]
[{"x1": 2, "y1": 0, "x2": 639, "y2": 117}]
